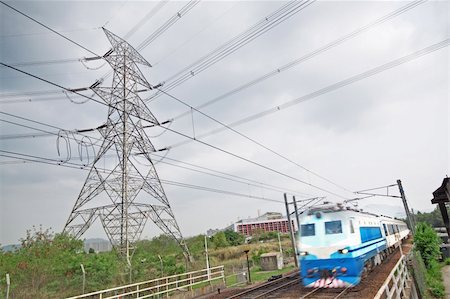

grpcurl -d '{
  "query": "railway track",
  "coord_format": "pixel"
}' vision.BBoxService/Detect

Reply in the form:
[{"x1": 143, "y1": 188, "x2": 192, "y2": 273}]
[
  {"x1": 226, "y1": 272, "x2": 299, "y2": 299},
  {"x1": 300, "y1": 283, "x2": 353, "y2": 299}
]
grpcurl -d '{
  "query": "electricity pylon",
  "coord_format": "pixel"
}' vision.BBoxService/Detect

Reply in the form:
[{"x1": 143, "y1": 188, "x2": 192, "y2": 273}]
[{"x1": 64, "y1": 28, "x2": 191, "y2": 264}]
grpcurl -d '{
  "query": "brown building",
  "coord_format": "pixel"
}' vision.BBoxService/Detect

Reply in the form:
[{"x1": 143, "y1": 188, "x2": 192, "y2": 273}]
[{"x1": 226, "y1": 212, "x2": 296, "y2": 236}]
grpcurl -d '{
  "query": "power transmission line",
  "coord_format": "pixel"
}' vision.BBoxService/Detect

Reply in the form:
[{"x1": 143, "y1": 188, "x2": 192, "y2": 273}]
[
  {"x1": 0, "y1": 109, "x2": 316, "y2": 197},
  {"x1": 147, "y1": 0, "x2": 315, "y2": 101},
  {"x1": 0, "y1": 150, "x2": 284, "y2": 203},
  {"x1": 170, "y1": 0, "x2": 427, "y2": 121},
  {"x1": 123, "y1": 0, "x2": 169, "y2": 39},
  {"x1": 158, "y1": 88, "x2": 354, "y2": 194},
  {"x1": 167, "y1": 38, "x2": 450, "y2": 148},
  {"x1": 1, "y1": 62, "x2": 343, "y2": 199},
  {"x1": 0, "y1": 1, "x2": 102, "y2": 58},
  {"x1": 4, "y1": 37, "x2": 447, "y2": 200}
]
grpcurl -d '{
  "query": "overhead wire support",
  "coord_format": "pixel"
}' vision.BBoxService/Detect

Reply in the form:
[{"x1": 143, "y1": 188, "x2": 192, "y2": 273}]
[{"x1": 354, "y1": 184, "x2": 401, "y2": 198}]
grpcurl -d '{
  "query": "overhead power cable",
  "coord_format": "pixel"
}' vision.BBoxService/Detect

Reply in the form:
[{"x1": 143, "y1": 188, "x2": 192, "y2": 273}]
[
  {"x1": 158, "y1": 88, "x2": 354, "y2": 194},
  {"x1": 0, "y1": 63, "x2": 343, "y2": 199},
  {"x1": 0, "y1": 110, "x2": 315, "y2": 197},
  {"x1": 136, "y1": 0, "x2": 200, "y2": 51},
  {"x1": 0, "y1": 89, "x2": 61, "y2": 99},
  {"x1": 147, "y1": 0, "x2": 315, "y2": 101},
  {"x1": 123, "y1": 0, "x2": 170, "y2": 40},
  {"x1": 171, "y1": 0, "x2": 427, "y2": 121},
  {"x1": 2, "y1": 58, "x2": 80, "y2": 67},
  {"x1": 157, "y1": 123, "x2": 350, "y2": 200},
  {"x1": 80, "y1": 0, "x2": 201, "y2": 95},
  {"x1": 0, "y1": 26, "x2": 100, "y2": 38},
  {"x1": 167, "y1": 38, "x2": 450, "y2": 148},
  {"x1": 3, "y1": 37, "x2": 447, "y2": 199},
  {"x1": 0, "y1": 151, "x2": 284, "y2": 203},
  {"x1": 0, "y1": 1, "x2": 102, "y2": 59},
  {"x1": 153, "y1": 155, "x2": 314, "y2": 198},
  {"x1": 152, "y1": 2, "x2": 239, "y2": 67}
]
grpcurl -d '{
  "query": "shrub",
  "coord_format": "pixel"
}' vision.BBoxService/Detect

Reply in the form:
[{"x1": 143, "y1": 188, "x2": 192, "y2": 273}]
[{"x1": 414, "y1": 222, "x2": 441, "y2": 268}]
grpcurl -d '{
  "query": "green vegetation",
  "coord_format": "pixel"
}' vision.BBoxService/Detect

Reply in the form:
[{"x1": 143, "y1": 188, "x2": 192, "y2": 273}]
[
  {"x1": 413, "y1": 222, "x2": 445, "y2": 298},
  {"x1": 414, "y1": 206, "x2": 449, "y2": 228},
  {"x1": 1, "y1": 227, "x2": 295, "y2": 298}
]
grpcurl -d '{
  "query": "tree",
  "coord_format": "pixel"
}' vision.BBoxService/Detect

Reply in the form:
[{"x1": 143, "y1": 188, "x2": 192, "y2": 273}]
[
  {"x1": 415, "y1": 206, "x2": 449, "y2": 227},
  {"x1": 224, "y1": 230, "x2": 245, "y2": 246},
  {"x1": 211, "y1": 231, "x2": 229, "y2": 248}
]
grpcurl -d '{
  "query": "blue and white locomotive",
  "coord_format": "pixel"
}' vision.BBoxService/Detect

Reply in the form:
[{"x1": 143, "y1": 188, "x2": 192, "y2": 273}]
[{"x1": 297, "y1": 203, "x2": 409, "y2": 288}]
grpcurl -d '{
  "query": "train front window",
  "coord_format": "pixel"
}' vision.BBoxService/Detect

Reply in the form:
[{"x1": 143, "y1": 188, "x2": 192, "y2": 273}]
[
  {"x1": 301, "y1": 224, "x2": 315, "y2": 236},
  {"x1": 325, "y1": 220, "x2": 342, "y2": 234}
]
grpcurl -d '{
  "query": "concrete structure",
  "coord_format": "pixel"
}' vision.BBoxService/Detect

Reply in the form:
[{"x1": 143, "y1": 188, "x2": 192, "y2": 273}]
[
  {"x1": 260, "y1": 252, "x2": 283, "y2": 271},
  {"x1": 226, "y1": 212, "x2": 296, "y2": 236},
  {"x1": 431, "y1": 178, "x2": 450, "y2": 241}
]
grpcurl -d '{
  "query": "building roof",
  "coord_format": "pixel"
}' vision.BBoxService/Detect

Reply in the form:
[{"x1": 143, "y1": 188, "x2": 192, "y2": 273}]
[{"x1": 431, "y1": 177, "x2": 450, "y2": 204}]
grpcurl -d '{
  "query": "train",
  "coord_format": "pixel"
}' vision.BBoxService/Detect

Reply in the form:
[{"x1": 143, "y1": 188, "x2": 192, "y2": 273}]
[{"x1": 297, "y1": 203, "x2": 409, "y2": 288}]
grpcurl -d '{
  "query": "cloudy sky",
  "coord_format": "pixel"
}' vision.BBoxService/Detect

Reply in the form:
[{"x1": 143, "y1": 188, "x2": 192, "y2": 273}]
[{"x1": 0, "y1": 0, "x2": 448, "y2": 246}]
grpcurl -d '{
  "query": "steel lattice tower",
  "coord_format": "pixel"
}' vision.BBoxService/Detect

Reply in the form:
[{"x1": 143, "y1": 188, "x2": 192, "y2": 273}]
[{"x1": 64, "y1": 28, "x2": 191, "y2": 263}]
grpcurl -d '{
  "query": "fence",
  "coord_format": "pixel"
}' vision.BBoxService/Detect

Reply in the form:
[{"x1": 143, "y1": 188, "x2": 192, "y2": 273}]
[
  {"x1": 409, "y1": 250, "x2": 427, "y2": 298},
  {"x1": 65, "y1": 265, "x2": 225, "y2": 299},
  {"x1": 374, "y1": 255, "x2": 411, "y2": 299}
]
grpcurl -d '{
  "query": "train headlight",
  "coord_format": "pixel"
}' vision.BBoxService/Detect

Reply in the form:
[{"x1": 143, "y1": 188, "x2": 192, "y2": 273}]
[
  {"x1": 338, "y1": 248, "x2": 349, "y2": 254},
  {"x1": 340, "y1": 267, "x2": 347, "y2": 273},
  {"x1": 299, "y1": 251, "x2": 309, "y2": 256}
]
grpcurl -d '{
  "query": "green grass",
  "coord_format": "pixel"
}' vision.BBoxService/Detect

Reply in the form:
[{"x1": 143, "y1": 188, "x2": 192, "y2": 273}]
[{"x1": 426, "y1": 259, "x2": 445, "y2": 298}]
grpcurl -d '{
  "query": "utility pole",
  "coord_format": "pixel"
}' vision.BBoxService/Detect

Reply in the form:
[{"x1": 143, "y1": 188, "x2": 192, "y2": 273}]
[
  {"x1": 80, "y1": 264, "x2": 86, "y2": 294},
  {"x1": 397, "y1": 179, "x2": 415, "y2": 235},
  {"x1": 277, "y1": 232, "x2": 283, "y2": 256},
  {"x1": 355, "y1": 181, "x2": 416, "y2": 236},
  {"x1": 284, "y1": 193, "x2": 298, "y2": 267},
  {"x1": 243, "y1": 249, "x2": 251, "y2": 284},
  {"x1": 292, "y1": 196, "x2": 301, "y2": 234},
  {"x1": 205, "y1": 235, "x2": 210, "y2": 280}
]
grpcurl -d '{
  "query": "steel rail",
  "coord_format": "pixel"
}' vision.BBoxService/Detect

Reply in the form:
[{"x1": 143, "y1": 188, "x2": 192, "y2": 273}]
[
  {"x1": 227, "y1": 272, "x2": 298, "y2": 299},
  {"x1": 251, "y1": 279, "x2": 299, "y2": 298}
]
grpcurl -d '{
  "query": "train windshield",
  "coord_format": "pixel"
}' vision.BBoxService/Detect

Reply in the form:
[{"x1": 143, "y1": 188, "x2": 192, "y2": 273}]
[
  {"x1": 300, "y1": 224, "x2": 315, "y2": 236},
  {"x1": 325, "y1": 220, "x2": 342, "y2": 234}
]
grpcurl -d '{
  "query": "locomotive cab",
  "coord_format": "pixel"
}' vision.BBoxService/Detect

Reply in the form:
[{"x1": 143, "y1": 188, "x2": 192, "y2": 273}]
[{"x1": 298, "y1": 207, "x2": 366, "y2": 287}]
